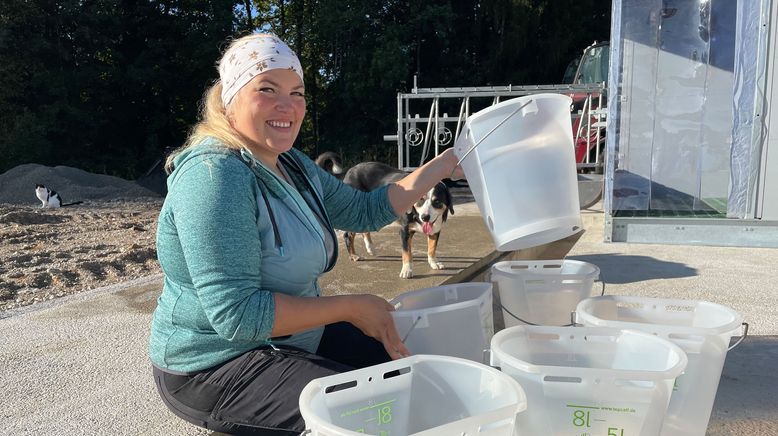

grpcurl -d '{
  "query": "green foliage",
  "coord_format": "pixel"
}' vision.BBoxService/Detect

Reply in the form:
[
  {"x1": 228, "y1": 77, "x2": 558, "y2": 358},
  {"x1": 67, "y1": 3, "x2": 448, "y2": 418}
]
[
  {"x1": 0, "y1": 0, "x2": 239, "y2": 178},
  {"x1": 256, "y1": 0, "x2": 610, "y2": 166},
  {"x1": 0, "y1": 0, "x2": 609, "y2": 177}
]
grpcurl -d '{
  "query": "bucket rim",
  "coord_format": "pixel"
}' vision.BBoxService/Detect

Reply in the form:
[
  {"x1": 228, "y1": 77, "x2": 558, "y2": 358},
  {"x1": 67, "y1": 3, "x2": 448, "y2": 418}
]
[
  {"x1": 491, "y1": 259, "x2": 600, "y2": 281},
  {"x1": 298, "y1": 354, "x2": 527, "y2": 436},
  {"x1": 575, "y1": 295, "x2": 744, "y2": 337},
  {"x1": 467, "y1": 93, "x2": 573, "y2": 126},
  {"x1": 490, "y1": 325, "x2": 688, "y2": 381},
  {"x1": 389, "y1": 282, "x2": 492, "y2": 313}
]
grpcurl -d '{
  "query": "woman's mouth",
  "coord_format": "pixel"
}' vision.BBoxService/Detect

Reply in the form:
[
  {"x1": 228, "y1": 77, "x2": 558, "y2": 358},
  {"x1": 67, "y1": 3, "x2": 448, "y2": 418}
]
[{"x1": 267, "y1": 120, "x2": 292, "y2": 129}]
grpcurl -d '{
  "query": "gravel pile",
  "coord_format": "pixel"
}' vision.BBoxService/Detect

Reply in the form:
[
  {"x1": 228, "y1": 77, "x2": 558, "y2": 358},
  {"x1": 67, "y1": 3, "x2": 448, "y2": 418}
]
[{"x1": 0, "y1": 163, "x2": 162, "y2": 205}]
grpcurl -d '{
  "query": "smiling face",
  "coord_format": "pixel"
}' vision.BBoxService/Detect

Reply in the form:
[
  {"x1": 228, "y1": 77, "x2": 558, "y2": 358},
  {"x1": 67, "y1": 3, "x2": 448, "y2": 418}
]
[{"x1": 228, "y1": 68, "x2": 306, "y2": 165}]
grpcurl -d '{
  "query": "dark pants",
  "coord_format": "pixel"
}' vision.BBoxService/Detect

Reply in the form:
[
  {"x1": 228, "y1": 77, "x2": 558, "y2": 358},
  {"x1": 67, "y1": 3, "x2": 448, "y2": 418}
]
[{"x1": 153, "y1": 322, "x2": 391, "y2": 435}]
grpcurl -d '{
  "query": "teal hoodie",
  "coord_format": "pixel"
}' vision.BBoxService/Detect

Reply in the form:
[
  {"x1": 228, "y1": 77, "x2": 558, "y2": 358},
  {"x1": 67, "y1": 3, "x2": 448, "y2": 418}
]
[{"x1": 149, "y1": 138, "x2": 398, "y2": 373}]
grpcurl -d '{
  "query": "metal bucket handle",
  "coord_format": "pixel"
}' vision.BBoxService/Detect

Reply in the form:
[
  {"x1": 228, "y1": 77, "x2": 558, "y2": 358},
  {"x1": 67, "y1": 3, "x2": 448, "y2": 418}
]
[
  {"x1": 501, "y1": 278, "x2": 605, "y2": 327},
  {"x1": 455, "y1": 99, "x2": 534, "y2": 167},
  {"x1": 728, "y1": 322, "x2": 749, "y2": 351},
  {"x1": 401, "y1": 315, "x2": 423, "y2": 343}
]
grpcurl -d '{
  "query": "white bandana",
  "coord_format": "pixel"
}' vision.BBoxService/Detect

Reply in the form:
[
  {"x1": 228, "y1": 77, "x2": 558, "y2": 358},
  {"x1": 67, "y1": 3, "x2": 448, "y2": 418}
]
[{"x1": 218, "y1": 34, "x2": 304, "y2": 107}]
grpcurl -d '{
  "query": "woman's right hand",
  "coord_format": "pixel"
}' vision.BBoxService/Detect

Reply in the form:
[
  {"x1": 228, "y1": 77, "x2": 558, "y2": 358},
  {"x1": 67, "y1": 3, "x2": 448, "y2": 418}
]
[{"x1": 345, "y1": 294, "x2": 411, "y2": 360}]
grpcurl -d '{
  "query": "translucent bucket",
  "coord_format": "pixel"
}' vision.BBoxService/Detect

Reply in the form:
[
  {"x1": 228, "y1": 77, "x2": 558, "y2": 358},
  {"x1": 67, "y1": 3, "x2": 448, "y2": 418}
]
[
  {"x1": 453, "y1": 94, "x2": 582, "y2": 251},
  {"x1": 299, "y1": 354, "x2": 527, "y2": 436},
  {"x1": 491, "y1": 260, "x2": 600, "y2": 328},
  {"x1": 390, "y1": 283, "x2": 493, "y2": 363},
  {"x1": 490, "y1": 325, "x2": 687, "y2": 436},
  {"x1": 575, "y1": 296, "x2": 746, "y2": 436}
]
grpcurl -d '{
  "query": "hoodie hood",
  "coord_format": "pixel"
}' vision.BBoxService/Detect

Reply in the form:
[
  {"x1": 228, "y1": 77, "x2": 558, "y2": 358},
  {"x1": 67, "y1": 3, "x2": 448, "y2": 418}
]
[{"x1": 167, "y1": 138, "x2": 290, "y2": 200}]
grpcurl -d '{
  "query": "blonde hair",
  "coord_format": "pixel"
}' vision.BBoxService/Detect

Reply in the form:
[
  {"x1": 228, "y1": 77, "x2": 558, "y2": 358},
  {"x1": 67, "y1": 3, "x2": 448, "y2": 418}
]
[
  {"x1": 164, "y1": 33, "x2": 285, "y2": 173},
  {"x1": 164, "y1": 81, "x2": 246, "y2": 173}
]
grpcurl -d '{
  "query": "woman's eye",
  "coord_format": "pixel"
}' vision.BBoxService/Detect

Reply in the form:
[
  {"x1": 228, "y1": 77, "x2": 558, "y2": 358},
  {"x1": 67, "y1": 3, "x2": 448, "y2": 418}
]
[
  {"x1": 292, "y1": 91, "x2": 306, "y2": 98},
  {"x1": 258, "y1": 87, "x2": 275, "y2": 93}
]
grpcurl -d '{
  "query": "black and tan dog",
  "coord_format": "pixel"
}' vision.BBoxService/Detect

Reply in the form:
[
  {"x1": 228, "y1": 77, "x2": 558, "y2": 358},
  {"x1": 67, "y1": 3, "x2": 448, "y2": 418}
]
[{"x1": 342, "y1": 162, "x2": 454, "y2": 278}]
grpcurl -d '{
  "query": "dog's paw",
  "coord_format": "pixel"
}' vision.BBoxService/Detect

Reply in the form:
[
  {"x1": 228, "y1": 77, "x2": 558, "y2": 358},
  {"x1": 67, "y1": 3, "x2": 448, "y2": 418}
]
[
  {"x1": 428, "y1": 257, "x2": 444, "y2": 270},
  {"x1": 399, "y1": 263, "x2": 414, "y2": 279},
  {"x1": 349, "y1": 254, "x2": 362, "y2": 262}
]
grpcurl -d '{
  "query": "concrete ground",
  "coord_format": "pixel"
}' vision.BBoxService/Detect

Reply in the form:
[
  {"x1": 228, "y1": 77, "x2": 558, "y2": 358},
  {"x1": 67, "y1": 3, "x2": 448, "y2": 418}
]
[{"x1": 0, "y1": 195, "x2": 776, "y2": 435}]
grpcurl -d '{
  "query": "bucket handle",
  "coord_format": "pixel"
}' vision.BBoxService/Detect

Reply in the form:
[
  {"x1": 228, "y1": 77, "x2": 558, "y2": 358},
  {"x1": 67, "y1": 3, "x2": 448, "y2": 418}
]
[
  {"x1": 595, "y1": 279, "x2": 606, "y2": 297},
  {"x1": 502, "y1": 279, "x2": 605, "y2": 327},
  {"x1": 728, "y1": 322, "x2": 749, "y2": 351},
  {"x1": 300, "y1": 430, "x2": 311, "y2": 435},
  {"x1": 401, "y1": 315, "x2": 423, "y2": 343},
  {"x1": 455, "y1": 99, "x2": 534, "y2": 166},
  {"x1": 501, "y1": 303, "x2": 579, "y2": 327}
]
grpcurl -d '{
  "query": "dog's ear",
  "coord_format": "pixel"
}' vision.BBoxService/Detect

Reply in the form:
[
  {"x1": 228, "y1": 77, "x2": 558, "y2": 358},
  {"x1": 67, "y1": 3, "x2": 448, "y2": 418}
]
[{"x1": 443, "y1": 202, "x2": 454, "y2": 221}]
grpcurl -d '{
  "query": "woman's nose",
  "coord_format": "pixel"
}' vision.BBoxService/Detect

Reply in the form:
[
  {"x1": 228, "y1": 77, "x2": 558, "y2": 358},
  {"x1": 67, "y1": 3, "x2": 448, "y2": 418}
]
[{"x1": 275, "y1": 96, "x2": 293, "y2": 111}]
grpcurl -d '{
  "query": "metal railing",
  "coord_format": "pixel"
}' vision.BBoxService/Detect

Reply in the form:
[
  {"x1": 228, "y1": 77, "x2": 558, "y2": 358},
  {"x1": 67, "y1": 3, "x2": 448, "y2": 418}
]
[{"x1": 383, "y1": 82, "x2": 607, "y2": 172}]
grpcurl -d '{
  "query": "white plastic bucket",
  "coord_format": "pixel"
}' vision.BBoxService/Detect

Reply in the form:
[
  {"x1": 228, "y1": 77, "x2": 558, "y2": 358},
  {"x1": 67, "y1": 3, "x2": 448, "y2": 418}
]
[
  {"x1": 491, "y1": 260, "x2": 600, "y2": 328},
  {"x1": 299, "y1": 354, "x2": 527, "y2": 436},
  {"x1": 575, "y1": 296, "x2": 746, "y2": 436},
  {"x1": 390, "y1": 283, "x2": 493, "y2": 363},
  {"x1": 453, "y1": 94, "x2": 582, "y2": 251},
  {"x1": 490, "y1": 325, "x2": 687, "y2": 436}
]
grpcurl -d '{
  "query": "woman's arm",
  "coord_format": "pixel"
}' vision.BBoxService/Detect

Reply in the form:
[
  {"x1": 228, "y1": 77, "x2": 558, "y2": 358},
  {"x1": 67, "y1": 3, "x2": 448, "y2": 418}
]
[
  {"x1": 174, "y1": 153, "x2": 409, "y2": 358},
  {"x1": 271, "y1": 293, "x2": 410, "y2": 360},
  {"x1": 170, "y1": 155, "x2": 276, "y2": 342},
  {"x1": 388, "y1": 148, "x2": 463, "y2": 215}
]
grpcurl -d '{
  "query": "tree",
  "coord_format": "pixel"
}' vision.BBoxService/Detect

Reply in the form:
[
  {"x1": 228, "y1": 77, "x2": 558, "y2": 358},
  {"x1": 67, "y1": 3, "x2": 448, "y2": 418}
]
[{"x1": 0, "y1": 0, "x2": 240, "y2": 178}]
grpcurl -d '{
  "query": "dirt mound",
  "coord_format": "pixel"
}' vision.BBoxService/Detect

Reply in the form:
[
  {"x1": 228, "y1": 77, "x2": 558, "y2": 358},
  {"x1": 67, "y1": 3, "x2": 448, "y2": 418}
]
[{"x1": 0, "y1": 163, "x2": 162, "y2": 205}]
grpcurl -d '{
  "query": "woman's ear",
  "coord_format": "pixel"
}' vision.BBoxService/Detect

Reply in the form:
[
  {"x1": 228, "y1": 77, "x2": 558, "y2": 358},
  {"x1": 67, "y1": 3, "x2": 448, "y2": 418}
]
[{"x1": 225, "y1": 94, "x2": 239, "y2": 125}]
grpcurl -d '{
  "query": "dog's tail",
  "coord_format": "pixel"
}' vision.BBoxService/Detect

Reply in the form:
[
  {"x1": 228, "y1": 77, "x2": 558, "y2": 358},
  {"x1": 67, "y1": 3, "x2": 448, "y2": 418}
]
[{"x1": 61, "y1": 201, "x2": 84, "y2": 207}]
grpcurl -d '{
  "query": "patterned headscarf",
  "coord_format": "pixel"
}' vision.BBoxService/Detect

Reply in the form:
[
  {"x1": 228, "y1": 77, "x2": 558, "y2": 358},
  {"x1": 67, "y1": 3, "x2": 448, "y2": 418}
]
[{"x1": 218, "y1": 34, "x2": 304, "y2": 107}]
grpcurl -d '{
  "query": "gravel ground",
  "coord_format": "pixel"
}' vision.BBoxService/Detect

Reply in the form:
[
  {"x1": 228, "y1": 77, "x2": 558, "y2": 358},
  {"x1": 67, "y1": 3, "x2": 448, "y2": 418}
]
[
  {"x1": 0, "y1": 199, "x2": 164, "y2": 312},
  {"x1": 0, "y1": 162, "x2": 165, "y2": 313}
]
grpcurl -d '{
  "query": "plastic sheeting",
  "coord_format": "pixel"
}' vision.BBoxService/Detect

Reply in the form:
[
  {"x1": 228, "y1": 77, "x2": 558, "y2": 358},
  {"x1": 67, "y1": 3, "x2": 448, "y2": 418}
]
[
  {"x1": 606, "y1": 0, "x2": 762, "y2": 215},
  {"x1": 728, "y1": 0, "x2": 771, "y2": 218}
]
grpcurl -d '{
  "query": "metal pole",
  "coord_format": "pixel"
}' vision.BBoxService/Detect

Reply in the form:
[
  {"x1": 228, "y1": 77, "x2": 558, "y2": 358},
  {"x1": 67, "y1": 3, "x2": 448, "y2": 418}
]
[
  {"x1": 397, "y1": 93, "x2": 402, "y2": 169},
  {"x1": 595, "y1": 90, "x2": 603, "y2": 167},
  {"x1": 421, "y1": 98, "x2": 436, "y2": 166},
  {"x1": 586, "y1": 93, "x2": 592, "y2": 164},
  {"x1": 455, "y1": 97, "x2": 467, "y2": 142},
  {"x1": 434, "y1": 97, "x2": 440, "y2": 158},
  {"x1": 404, "y1": 97, "x2": 410, "y2": 169}
]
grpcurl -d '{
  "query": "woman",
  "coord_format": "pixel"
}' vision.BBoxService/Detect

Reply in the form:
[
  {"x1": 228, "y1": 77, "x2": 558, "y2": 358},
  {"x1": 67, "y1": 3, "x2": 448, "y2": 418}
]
[{"x1": 149, "y1": 33, "x2": 463, "y2": 435}]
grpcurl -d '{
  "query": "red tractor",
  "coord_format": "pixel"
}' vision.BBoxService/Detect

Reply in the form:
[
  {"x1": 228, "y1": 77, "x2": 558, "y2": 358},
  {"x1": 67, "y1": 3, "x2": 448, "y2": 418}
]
[{"x1": 565, "y1": 41, "x2": 609, "y2": 173}]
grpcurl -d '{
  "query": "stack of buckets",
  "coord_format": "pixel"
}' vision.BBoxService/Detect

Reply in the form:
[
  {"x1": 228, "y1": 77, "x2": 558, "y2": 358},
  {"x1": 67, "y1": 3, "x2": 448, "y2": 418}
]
[{"x1": 297, "y1": 95, "x2": 747, "y2": 435}]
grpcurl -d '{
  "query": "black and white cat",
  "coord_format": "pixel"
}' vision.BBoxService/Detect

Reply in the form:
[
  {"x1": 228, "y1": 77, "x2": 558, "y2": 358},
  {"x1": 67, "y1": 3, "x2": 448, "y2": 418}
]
[{"x1": 35, "y1": 184, "x2": 82, "y2": 208}]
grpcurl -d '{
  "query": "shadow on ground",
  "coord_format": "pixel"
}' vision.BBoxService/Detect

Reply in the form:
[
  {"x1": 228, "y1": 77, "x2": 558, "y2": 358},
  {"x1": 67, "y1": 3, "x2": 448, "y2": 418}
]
[
  {"x1": 708, "y1": 335, "x2": 778, "y2": 435},
  {"x1": 568, "y1": 253, "x2": 698, "y2": 284}
]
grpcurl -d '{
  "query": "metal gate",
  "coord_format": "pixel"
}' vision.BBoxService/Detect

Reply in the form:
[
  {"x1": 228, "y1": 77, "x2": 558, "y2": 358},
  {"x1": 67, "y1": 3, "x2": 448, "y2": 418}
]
[{"x1": 383, "y1": 81, "x2": 607, "y2": 171}]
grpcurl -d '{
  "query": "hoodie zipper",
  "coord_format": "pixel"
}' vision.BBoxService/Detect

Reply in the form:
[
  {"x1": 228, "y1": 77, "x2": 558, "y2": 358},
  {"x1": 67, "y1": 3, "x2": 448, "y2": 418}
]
[
  {"x1": 280, "y1": 153, "x2": 338, "y2": 272},
  {"x1": 257, "y1": 187, "x2": 285, "y2": 256},
  {"x1": 239, "y1": 148, "x2": 285, "y2": 256}
]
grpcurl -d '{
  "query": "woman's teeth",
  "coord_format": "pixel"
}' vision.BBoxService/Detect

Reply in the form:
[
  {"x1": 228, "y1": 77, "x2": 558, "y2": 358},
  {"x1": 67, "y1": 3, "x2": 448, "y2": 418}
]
[{"x1": 268, "y1": 120, "x2": 291, "y2": 128}]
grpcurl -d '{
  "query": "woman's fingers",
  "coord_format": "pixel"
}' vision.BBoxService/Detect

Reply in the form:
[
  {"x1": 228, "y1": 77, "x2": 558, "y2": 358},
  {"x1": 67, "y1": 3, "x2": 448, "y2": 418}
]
[
  {"x1": 384, "y1": 322, "x2": 411, "y2": 359},
  {"x1": 439, "y1": 148, "x2": 466, "y2": 181},
  {"x1": 348, "y1": 295, "x2": 411, "y2": 360},
  {"x1": 375, "y1": 299, "x2": 411, "y2": 359}
]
